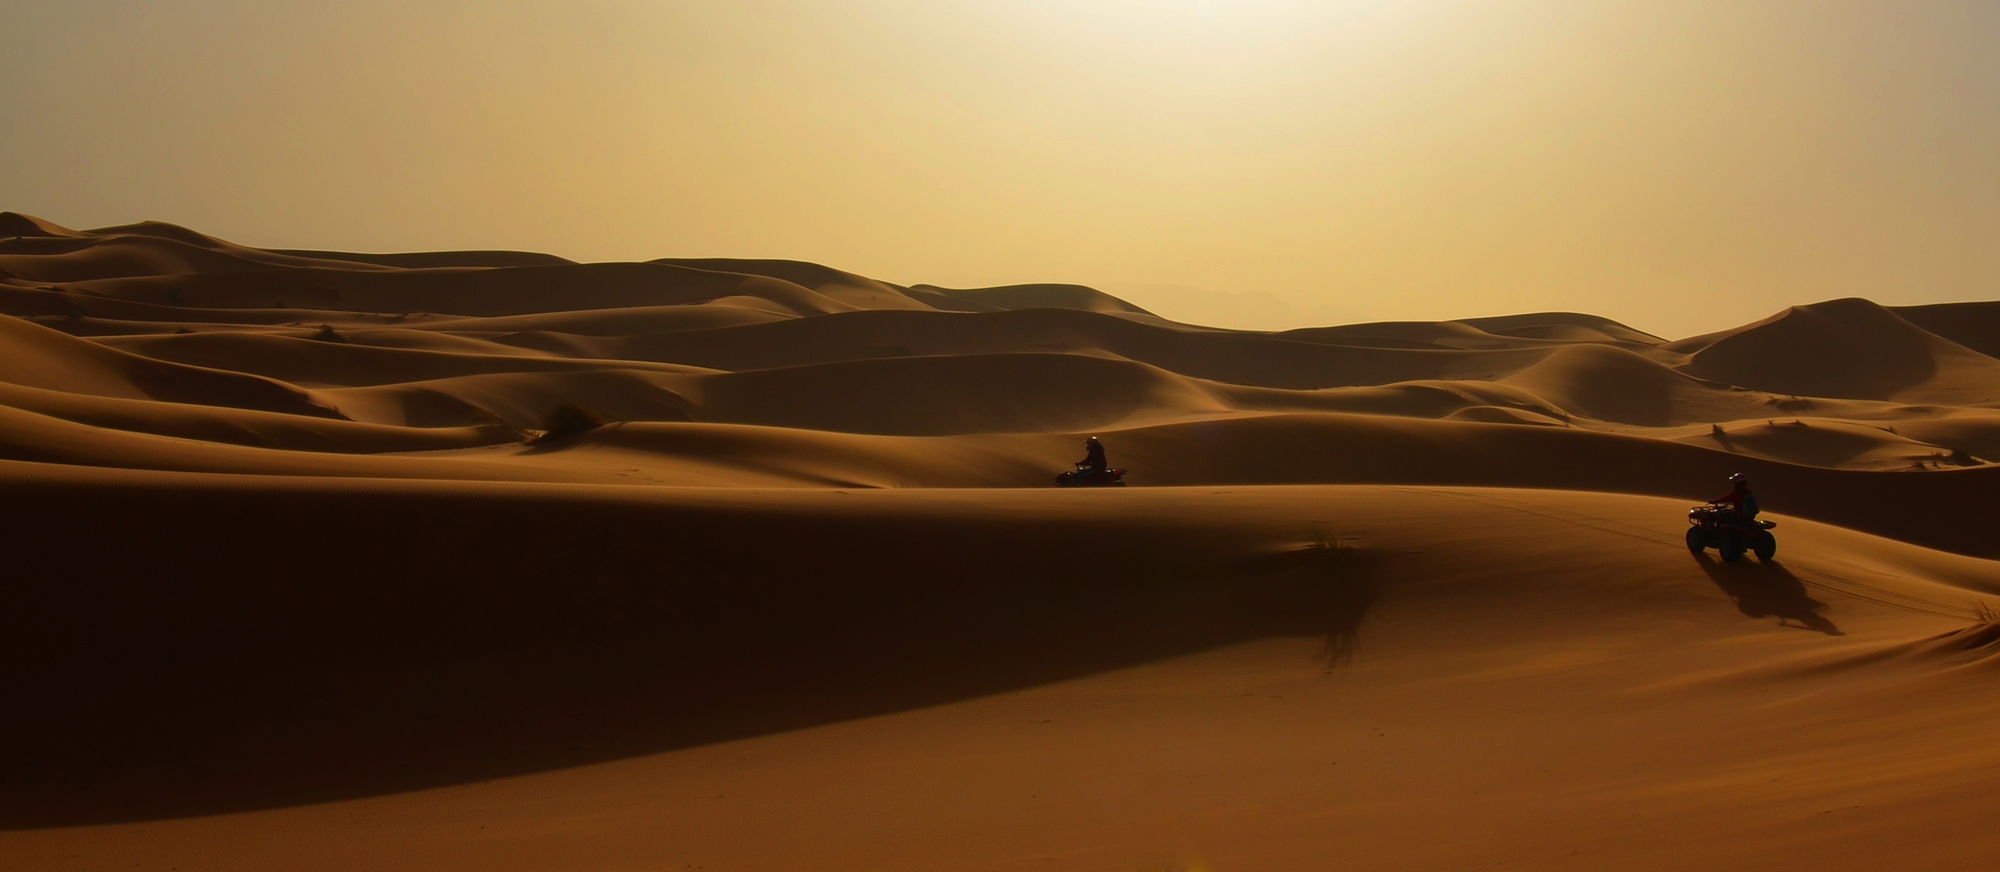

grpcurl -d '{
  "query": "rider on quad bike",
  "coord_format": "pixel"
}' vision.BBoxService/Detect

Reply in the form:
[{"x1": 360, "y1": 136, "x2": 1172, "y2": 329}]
[
  {"x1": 1078, "y1": 436, "x2": 1107, "y2": 475},
  {"x1": 1711, "y1": 472, "x2": 1760, "y2": 523},
  {"x1": 1056, "y1": 436, "x2": 1127, "y2": 487},
  {"x1": 1686, "y1": 472, "x2": 1777, "y2": 561}
]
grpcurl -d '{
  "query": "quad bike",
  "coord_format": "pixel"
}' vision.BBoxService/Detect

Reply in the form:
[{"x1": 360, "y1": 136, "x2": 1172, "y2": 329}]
[
  {"x1": 1056, "y1": 463, "x2": 1127, "y2": 487},
  {"x1": 1685, "y1": 503, "x2": 1777, "y2": 561}
]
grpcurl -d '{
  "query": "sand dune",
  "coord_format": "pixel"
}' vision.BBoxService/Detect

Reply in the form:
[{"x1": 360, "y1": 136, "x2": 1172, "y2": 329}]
[
  {"x1": 322, "y1": 369, "x2": 698, "y2": 429},
  {"x1": 655, "y1": 257, "x2": 943, "y2": 312},
  {"x1": 96, "y1": 329, "x2": 690, "y2": 389},
  {"x1": 0, "y1": 314, "x2": 338, "y2": 417},
  {"x1": 60, "y1": 261, "x2": 850, "y2": 319},
  {"x1": 0, "y1": 380, "x2": 504, "y2": 453},
  {"x1": 4, "y1": 477, "x2": 1997, "y2": 872},
  {"x1": 1281, "y1": 311, "x2": 1660, "y2": 350},
  {"x1": 0, "y1": 229, "x2": 369, "y2": 282},
  {"x1": 1895, "y1": 300, "x2": 2000, "y2": 360},
  {"x1": 910, "y1": 281, "x2": 1161, "y2": 317},
  {"x1": 3, "y1": 212, "x2": 1998, "y2": 870},
  {"x1": 270, "y1": 247, "x2": 577, "y2": 269},
  {"x1": 690, "y1": 352, "x2": 1233, "y2": 435},
  {"x1": 0, "y1": 211, "x2": 84, "y2": 238},
  {"x1": 422, "y1": 301, "x2": 797, "y2": 336},
  {"x1": 1459, "y1": 310, "x2": 1668, "y2": 344},
  {"x1": 1498, "y1": 342, "x2": 1738, "y2": 426},
  {"x1": 583, "y1": 305, "x2": 1557, "y2": 392},
  {"x1": 1672, "y1": 297, "x2": 2000, "y2": 403}
]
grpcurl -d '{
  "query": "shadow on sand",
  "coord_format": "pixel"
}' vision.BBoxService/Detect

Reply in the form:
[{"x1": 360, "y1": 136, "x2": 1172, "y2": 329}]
[
  {"x1": 1239, "y1": 543, "x2": 1383, "y2": 669},
  {"x1": 1695, "y1": 553, "x2": 1842, "y2": 636},
  {"x1": 1, "y1": 490, "x2": 1386, "y2": 827}
]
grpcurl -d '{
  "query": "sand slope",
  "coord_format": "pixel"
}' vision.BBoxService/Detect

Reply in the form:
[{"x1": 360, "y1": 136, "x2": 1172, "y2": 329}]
[
  {"x1": 1671, "y1": 298, "x2": 2000, "y2": 403},
  {"x1": 5, "y1": 476, "x2": 1998, "y2": 871},
  {"x1": 3, "y1": 213, "x2": 1998, "y2": 870}
]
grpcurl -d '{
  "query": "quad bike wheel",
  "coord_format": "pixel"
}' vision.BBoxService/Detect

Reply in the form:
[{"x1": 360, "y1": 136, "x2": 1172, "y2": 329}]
[
  {"x1": 1684, "y1": 526, "x2": 1705, "y2": 554},
  {"x1": 1752, "y1": 531, "x2": 1777, "y2": 561},
  {"x1": 1719, "y1": 533, "x2": 1747, "y2": 561}
]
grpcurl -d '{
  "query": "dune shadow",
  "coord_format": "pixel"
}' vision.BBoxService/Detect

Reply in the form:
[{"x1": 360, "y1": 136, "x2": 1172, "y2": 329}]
[
  {"x1": 1241, "y1": 545, "x2": 1382, "y2": 669},
  {"x1": 0, "y1": 488, "x2": 1386, "y2": 828},
  {"x1": 515, "y1": 418, "x2": 631, "y2": 454},
  {"x1": 1694, "y1": 553, "x2": 1842, "y2": 635}
]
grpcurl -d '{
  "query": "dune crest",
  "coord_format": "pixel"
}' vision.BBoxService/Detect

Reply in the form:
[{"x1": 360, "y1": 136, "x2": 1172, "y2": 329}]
[
  {"x1": 1672, "y1": 297, "x2": 2000, "y2": 402},
  {"x1": 0, "y1": 211, "x2": 84, "y2": 238}
]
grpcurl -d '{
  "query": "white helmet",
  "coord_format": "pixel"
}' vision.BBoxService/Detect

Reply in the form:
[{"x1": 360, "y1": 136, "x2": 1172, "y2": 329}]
[{"x1": 1728, "y1": 472, "x2": 1748, "y2": 484}]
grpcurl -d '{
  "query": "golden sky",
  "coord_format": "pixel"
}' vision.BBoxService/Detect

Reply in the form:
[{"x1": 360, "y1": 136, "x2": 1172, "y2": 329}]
[{"x1": 5, "y1": 0, "x2": 1996, "y2": 338}]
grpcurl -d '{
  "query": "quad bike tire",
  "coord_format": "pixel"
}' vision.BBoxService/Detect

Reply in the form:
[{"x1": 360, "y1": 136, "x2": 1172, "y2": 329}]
[
  {"x1": 1719, "y1": 533, "x2": 1747, "y2": 561},
  {"x1": 1752, "y1": 531, "x2": 1777, "y2": 561},
  {"x1": 1685, "y1": 526, "x2": 1704, "y2": 554}
]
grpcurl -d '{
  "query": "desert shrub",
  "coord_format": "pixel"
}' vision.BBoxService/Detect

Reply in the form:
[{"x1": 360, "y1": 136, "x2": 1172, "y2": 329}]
[
  {"x1": 528, "y1": 403, "x2": 607, "y2": 446},
  {"x1": 310, "y1": 324, "x2": 347, "y2": 342},
  {"x1": 1975, "y1": 601, "x2": 2000, "y2": 624},
  {"x1": 1308, "y1": 525, "x2": 1353, "y2": 553},
  {"x1": 1710, "y1": 423, "x2": 1725, "y2": 438}
]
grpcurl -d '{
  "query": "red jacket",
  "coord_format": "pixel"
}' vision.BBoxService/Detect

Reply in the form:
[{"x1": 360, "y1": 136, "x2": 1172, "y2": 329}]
[{"x1": 1713, "y1": 487, "x2": 1759, "y2": 518}]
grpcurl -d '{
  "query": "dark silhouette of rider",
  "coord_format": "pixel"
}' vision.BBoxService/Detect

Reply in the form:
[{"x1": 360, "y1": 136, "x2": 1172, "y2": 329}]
[
  {"x1": 1711, "y1": 473, "x2": 1760, "y2": 521},
  {"x1": 1078, "y1": 436, "x2": 1107, "y2": 474}
]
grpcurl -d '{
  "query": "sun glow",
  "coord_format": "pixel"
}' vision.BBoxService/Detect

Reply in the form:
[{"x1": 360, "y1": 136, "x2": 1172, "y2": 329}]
[{"x1": 5, "y1": 0, "x2": 1997, "y2": 338}]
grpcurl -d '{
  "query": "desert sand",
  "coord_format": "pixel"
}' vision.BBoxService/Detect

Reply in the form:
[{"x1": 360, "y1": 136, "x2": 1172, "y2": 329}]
[{"x1": 3, "y1": 212, "x2": 1997, "y2": 870}]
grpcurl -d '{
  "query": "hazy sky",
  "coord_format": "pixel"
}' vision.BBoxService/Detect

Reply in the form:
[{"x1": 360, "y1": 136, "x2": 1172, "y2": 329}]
[{"x1": 5, "y1": 0, "x2": 1996, "y2": 338}]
